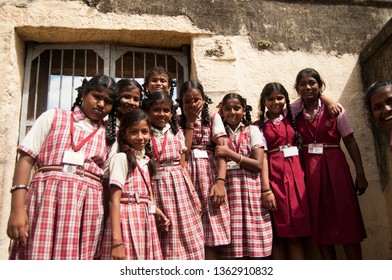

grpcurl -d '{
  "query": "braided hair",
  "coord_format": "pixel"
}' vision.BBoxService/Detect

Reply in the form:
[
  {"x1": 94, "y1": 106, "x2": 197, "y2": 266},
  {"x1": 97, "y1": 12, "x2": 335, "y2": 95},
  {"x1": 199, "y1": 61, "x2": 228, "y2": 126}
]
[
  {"x1": 177, "y1": 80, "x2": 212, "y2": 129},
  {"x1": 141, "y1": 91, "x2": 179, "y2": 135},
  {"x1": 259, "y1": 82, "x2": 302, "y2": 147},
  {"x1": 221, "y1": 93, "x2": 252, "y2": 126},
  {"x1": 117, "y1": 109, "x2": 157, "y2": 177},
  {"x1": 72, "y1": 75, "x2": 119, "y2": 146}
]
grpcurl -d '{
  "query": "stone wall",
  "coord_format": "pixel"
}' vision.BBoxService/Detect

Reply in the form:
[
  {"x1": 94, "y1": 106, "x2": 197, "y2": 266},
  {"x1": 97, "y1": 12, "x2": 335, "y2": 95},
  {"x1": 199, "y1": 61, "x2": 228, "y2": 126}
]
[{"x1": 0, "y1": 0, "x2": 391, "y2": 259}]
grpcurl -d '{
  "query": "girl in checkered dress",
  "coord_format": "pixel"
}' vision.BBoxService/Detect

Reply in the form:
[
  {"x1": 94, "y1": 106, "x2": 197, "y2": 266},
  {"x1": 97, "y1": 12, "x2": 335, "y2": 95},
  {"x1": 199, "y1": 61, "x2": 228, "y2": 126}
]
[
  {"x1": 177, "y1": 81, "x2": 230, "y2": 260},
  {"x1": 100, "y1": 109, "x2": 170, "y2": 260},
  {"x1": 7, "y1": 75, "x2": 119, "y2": 259},
  {"x1": 142, "y1": 91, "x2": 205, "y2": 260},
  {"x1": 216, "y1": 93, "x2": 273, "y2": 259}
]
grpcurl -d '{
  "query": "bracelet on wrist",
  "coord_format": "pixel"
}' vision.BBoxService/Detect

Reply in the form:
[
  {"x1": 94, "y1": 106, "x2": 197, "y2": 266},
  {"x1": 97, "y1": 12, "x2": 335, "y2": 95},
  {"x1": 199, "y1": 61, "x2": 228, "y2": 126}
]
[
  {"x1": 236, "y1": 154, "x2": 243, "y2": 165},
  {"x1": 111, "y1": 242, "x2": 124, "y2": 249},
  {"x1": 262, "y1": 190, "x2": 273, "y2": 196},
  {"x1": 261, "y1": 188, "x2": 271, "y2": 193},
  {"x1": 215, "y1": 177, "x2": 226, "y2": 183},
  {"x1": 185, "y1": 127, "x2": 194, "y2": 131},
  {"x1": 10, "y1": 184, "x2": 29, "y2": 193}
]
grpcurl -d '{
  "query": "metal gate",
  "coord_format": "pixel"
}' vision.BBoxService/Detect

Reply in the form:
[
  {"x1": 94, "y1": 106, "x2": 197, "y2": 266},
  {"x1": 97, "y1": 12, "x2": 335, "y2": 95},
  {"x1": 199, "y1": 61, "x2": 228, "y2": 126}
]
[{"x1": 19, "y1": 43, "x2": 189, "y2": 141}]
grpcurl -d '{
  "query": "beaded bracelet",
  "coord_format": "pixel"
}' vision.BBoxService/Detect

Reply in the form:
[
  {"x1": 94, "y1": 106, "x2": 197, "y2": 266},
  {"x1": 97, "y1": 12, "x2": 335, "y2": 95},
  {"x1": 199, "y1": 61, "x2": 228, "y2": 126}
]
[
  {"x1": 215, "y1": 177, "x2": 226, "y2": 183},
  {"x1": 111, "y1": 242, "x2": 124, "y2": 249}
]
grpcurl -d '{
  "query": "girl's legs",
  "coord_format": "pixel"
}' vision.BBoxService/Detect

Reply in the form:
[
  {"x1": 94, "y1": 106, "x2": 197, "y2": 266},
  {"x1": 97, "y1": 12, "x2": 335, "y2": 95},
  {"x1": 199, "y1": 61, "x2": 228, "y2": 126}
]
[
  {"x1": 287, "y1": 237, "x2": 306, "y2": 260},
  {"x1": 343, "y1": 243, "x2": 362, "y2": 260},
  {"x1": 271, "y1": 236, "x2": 287, "y2": 260},
  {"x1": 205, "y1": 246, "x2": 218, "y2": 260},
  {"x1": 318, "y1": 244, "x2": 337, "y2": 260}
]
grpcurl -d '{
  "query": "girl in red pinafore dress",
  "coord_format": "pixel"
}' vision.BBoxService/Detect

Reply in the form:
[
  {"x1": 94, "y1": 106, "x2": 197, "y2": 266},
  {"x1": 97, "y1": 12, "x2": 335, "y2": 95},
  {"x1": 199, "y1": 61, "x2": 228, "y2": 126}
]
[
  {"x1": 177, "y1": 81, "x2": 231, "y2": 260},
  {"x1": 7, "y1": 75, "x2": 119, "y2": 259},
  {"x1": 100, "y1": 109, "x2": 170, "y2": 260},
  {"x1": 294, "y1": 68, "x2": 367, "y2": 260},
  {"x1": 142, "y1": 91, "x2": 205, "y2": 260},
  {"x1": 255, "y1": 82, "x2": 311, "y2": 260},
  {"x1": 216, "y1": 93, "x2": 272, "y2": 259}
]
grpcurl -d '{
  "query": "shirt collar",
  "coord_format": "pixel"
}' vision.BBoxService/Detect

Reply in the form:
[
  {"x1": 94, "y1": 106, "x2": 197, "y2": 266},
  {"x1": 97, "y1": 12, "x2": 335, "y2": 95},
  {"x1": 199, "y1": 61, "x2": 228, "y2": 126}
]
[
  {"x1": 151, "y1": 123, "x2": 171, "y2": 137},
  {"x1": 264, "y1": 113, "x2": 285, "y2": 125},
  {"x1": 225, "y1": 122, "x2": 245, "y2": 135},
  {"x1": 301, "y1": 98, "x2": 324, "y2": 120},
  {"x1": 72, "y1": 106, "x2": 103, "y2": 127}
]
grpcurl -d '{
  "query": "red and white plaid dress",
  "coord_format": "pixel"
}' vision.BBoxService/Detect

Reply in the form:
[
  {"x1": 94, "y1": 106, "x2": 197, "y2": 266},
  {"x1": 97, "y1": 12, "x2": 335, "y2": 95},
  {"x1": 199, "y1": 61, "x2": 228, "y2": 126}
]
[
  {"x1": 9, "y1": 107, "x2": 109, "y2": 260},
  {"x1": 220, "y1": 124, "x2": 273, "y2": 258},
  {"x1": 185, "y1": 113, "x2": 231, "y2": 246},
  {"x1": 100, "y1": 151, "x2": 163, "y2": 260},
  {"x1": 151, "y1": 125, "x2": 205, "y2": 260}
]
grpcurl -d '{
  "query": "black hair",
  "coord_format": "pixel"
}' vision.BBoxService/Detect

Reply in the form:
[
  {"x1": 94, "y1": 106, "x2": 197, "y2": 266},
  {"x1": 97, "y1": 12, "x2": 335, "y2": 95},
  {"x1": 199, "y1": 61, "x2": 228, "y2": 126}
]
[
  {"x1": 117, "y1": 78, "x2": 143, "y2": 99},
  {"x1": 118, "y1": 109, "x2": 157, "y2": 177},
  {"x1": 141, "y1": 91, "x2": 179, "y2": 135},
  {"x1": 294, "y1": 68, "x2": 326, "y2": 96},
  {"x1": 143, "y1": 66, "x2": 176, "y2": 99},
  {"x1": 364, "y1": 80, "x2": 392, "y2": 114},
  {"x1": 177, "y1": 80, "x2": 212, "y2": 128},
  {"x1": 72, "y1": 75, "x2": 119, "y2": 146},
  {"x1": 221, "y1": 92, "x2": 252, "y2": 126},
  {"x1": 259, "y1": 82, "x2": 303, "y2": 147}
]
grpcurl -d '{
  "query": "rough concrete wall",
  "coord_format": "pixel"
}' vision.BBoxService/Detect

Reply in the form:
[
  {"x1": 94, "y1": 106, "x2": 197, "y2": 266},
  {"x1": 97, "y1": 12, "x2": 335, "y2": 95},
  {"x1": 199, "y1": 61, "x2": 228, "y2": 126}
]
[{"x1": 0, "y1": 0, "x2": 391, "y2": 260}]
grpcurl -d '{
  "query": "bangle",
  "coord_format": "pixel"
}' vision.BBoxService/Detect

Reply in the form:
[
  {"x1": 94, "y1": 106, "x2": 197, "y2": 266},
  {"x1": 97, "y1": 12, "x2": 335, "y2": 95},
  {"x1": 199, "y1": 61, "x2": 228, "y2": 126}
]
[
  {"x1": 216, "y1": 177, "x2": 226, "y2": 183},
  {"x1": 261, "y1": 188, "x2": 271, "y2": 193},
  {"x1": 237, "y1": 154, "x2": 243, "y2": 165},
  {"x1": 262, "y1": 191, "x2": 273, "y2": 197},
  {"x1": 10, "y1": 184, "x2": 29, "y2": 193},
  {"x1": 111, "y1": 242, "x2": 124, "y2": 249},
  {"x1": 185, "y1": 127, "x2": 194, "y2": 131}
]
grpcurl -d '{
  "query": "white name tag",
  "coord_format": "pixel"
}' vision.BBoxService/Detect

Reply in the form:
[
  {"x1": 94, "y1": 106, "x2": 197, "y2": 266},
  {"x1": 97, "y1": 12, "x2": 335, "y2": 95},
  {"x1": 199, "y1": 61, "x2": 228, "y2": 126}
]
[
  {"x1": 148, "y1": 205, "x2": 156, "y2": 214},
  {"x1": 227, "y1": 161, "x2": 240, "y2": 170},
  {"x1": 282, "y1": 146, "x2": 299, "y2": 157},
  {"x1": 193, "y1": 149, "x2": 209, "y2": 158},
  {"x1": 63, "y1": 150, "x2": 85, "y2": 166},
  {"x1": 308, "y1": 143, "x2": 324, "y2": 154},
  {"x1": 154, "y1": 171, "x2": 166, "y2": 179}
]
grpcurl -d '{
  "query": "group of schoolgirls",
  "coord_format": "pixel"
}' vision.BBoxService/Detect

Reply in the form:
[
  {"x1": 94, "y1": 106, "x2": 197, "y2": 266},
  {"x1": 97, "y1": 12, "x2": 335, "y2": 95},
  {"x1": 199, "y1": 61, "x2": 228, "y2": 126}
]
[{"x1": 6, "y1": 67, "x2": 368, "y2": 261}]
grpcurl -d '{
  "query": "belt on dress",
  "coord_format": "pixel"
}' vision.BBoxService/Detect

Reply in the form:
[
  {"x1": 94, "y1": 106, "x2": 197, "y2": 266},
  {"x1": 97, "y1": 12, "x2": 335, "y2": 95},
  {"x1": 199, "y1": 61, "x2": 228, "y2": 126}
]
[
  {"x1": 120, "y1": 192, "x2": 150, "y2": 204},
  {"x1": 302, "y1": 144, "x2": 340, "y2": 148},
  {"x1": 37, "y1": 165, "x2": 102, "y2": 182},
  {"x1": 191, "y1": 145, "x2": 212, "y2": 150},
  {"x1": 158, "y1": 161, "x2": 181, "y2": 167}
]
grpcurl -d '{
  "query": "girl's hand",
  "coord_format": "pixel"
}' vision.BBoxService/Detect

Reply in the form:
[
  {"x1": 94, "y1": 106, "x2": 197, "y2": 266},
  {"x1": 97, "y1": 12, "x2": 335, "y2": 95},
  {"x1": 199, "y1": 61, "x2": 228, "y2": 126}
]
[
  {"x1": 184, "y1": 100, "x2": 204, "y2": 124},
  {"x1": 7, "y1": 208, "x2": 29, "y2": 246},
  {"x1": 193, "y1": 193, "x2": 202, "y2": 214},
  {"x1": 215, "y1": 141, "x2": 231, "y2": 158},
  {"x1": 327, "y1": 102, "x2": 342, "y2": 118},
  {"x1": 355, "y1": 173, "x2": 368, "y2": 196},
  {"x1": 155, "y1": 207, "x2": 171, "y2": 232},
  {"x1": 263, "y1": 192, "x2": 277, "y2": 212},
  {"x1": 209, "y1": 179, "x2": 226, "y2": 207},
  {"x1": 111, "y1": 243, "x2": 126, "y2": 260}
]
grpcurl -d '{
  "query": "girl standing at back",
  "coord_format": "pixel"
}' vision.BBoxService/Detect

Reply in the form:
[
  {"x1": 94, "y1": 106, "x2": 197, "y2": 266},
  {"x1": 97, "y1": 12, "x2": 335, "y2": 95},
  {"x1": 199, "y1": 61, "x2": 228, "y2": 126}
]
[
  {"x1": 143, "y1": 66, "x2": 176, "y2": 97},
  {"x1": 256, "y1": 82, "x2": 311, "y2": 259},
  {"x1": 116, "y1": 78, "x2": 143, "y2": 121},
  {"x1": 142, "y1": 91, "x2": 205, "y2": 260},
  {"x1": 7, "y1": 75, "x2": 119, "y2": 259},
  {"x1": 100, "y1": 109, "x2": 170, "y2": 260},
  {"x1": 365, "y1": 79, "x2": 392, "y2": 151},
  {"x1": 177, "y1": 81, "x2": 231, "y2": 260},
  {"x1": 294, "y1": 68, "x2": 367, "y2": 259},
  {"x1": 215, "y1": 93, "x2": 272, "y2": 259}
]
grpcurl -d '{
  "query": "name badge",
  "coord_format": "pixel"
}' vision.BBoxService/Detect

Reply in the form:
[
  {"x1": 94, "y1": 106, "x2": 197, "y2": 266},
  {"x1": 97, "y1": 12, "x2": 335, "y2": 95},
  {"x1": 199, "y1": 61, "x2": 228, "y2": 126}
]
[
  {"x1": 63, "y1": 150, "x2": 85, "y2": 166},
  {"x1": 227, "y1": 161, "x2": 240, "y2": 170},
  {"x1": 148, "y1": 204, "x2": 156, "y2": 214},
  {"x1": 193, "y1": 149, "x2": 209, "y2": 159},
  {"x1": 308, "y1": 143, "x2": 324, "y2": 154},
  {"x1": 282, "y1": 146, "x2": 299, "y2": 158},
  {"x1": 154, "y1": 171, "x2": 166, "y2": 180}
]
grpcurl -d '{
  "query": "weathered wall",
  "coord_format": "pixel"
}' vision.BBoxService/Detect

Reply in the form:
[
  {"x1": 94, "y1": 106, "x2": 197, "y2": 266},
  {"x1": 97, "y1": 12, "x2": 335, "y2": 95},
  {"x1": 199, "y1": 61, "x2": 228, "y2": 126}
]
[{"x1": 0, "y1": 0, "x2": 391, "y2": 260}]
